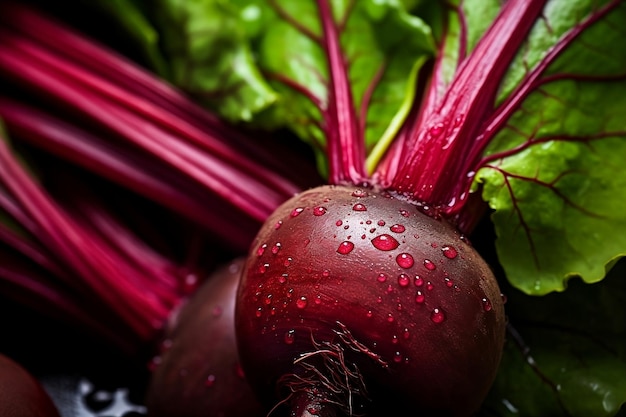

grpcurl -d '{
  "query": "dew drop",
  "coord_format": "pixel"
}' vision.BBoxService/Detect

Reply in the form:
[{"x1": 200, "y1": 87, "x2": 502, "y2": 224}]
[
  {"x1": 387, "y1": 313, "x2": 394, "y2": 323},
  {"x1": 414, "y1": 276, "x2": 424, "y2": 287},
  {"x1": 256, "y1": 244, "x2": 267, "y2": 256},
  {"x1": 397, "y1": 274, "x2": 410, "y2": 287},
  {"x1": 284, "y1": 330, "x2": 295, "y2": 345},
  {"x1": 322, "y1": 269, "x2": 331, "y2": 277},
  {"x1": 392, "y1": 335, "x2": 399, "y2": 344},
  {"x1": 396, "y1": 302, "x2": 403, "y2": 311},
  {"x1": 501, "y1": 293, "x2": 508, "y2": 304},
  {"x1": 396, "y1": 253, "x2": 414, "y2": 269},
  {"x1": 390, "y1": 224, "x2": 406, "y2": 233},
  {"x1": 377, "y1": 220, "x2": 386, "y2": 226},
  {"x1": 271, "y1": 243, "x2": 282, "y2": 254},
  {"x1": 313, "y1": 206, "x2": 327, "y2": 216},
  {"x1": 278, "y1": 274, "x2": 288, "y2": 284},
  {"x1": 386, "y1": 284, "x2": 394, "y2": 294},
  {"x1": 255, "y1": 307, "x2": 262, "y2": 318},
  {"x1": 371, "y1": 234, "x2": 400, "y2": 251},
  {"x1": 361, "y1": 234, "x2": 366, "y2": 239},
  {"x1": 284, "y1": 257, "x2": 293, "y2": 267},
  {"x1": 290, "y1": 207, "x2": 304, "y2": 217},
  {"x1": 403, "y1": 328, "x2": 410, "y2": 339},
  {"x1": 352, "y1": 189, "x2": 369, "y2": 198},
  {"x1": 366, "y1": 310, "x2": 373, "y2": 318},
  {"x1": 442, "y1": 245, "x2": 458, "y2": 259},
  {"x1": 274, "y1": 221, "x2": 283, "y2": 230},
  {"x1": 296, "y1": 296, "x2": 308, "y2": 309},
  {"x1": 399, "y1": 209, "x2": 410, "y2": 217},
  {"x1": 393, "y1": 352, "x2": 403, "y2": 363},
  {"x1": 430, "y1": 308, "x2": 446, "y2": 324},
  {"x1": 205, "y1": 374, "x2": 216, "y2": 388},
  {"x1": 258, "y1": 263, "x2": 269, "y2": 274},
  {"x1": 482, "y1": 298, "x2": 493, "y2": 312},
  {"x1": 445, "y1": 277, "x2": 454, "y2": 288},
  {"x1": 415, "y1": 291, "x2": 425, "y2": 304},
  {"x1": 423, "y1": 259, "x2": 436, "y2": 270},
  {"x1": 426, "y1": 281, "x2": 434, "y2": 291},
  {"x1": 376, "y1": 296, "x2": 383, "y2": 303},
  {"x1": 344, "y1": 225, "x2": 350, "y2": 230},
  {"x1": 377, "y1": 273, "x2": 388, "y2": 283},
  {"x1": 453, "y1": 114, "x2": 464, "y2": 127},
  {"x1": 337, "y1": 241, "x2": 355, "y2": 254},
  {"x1": 353, "y1": 203, "x2": 367, "y2": 211},
  {"x1": 264, "y1": 294, "x2": 272, "y2": 305},
  {"x1": 428, "y1": 122, "x2": 445, "y2": 138},
  {"x1": 336, "y1": 220, "x2": 343, "y2": 226},
  {"x1": 314, "y1": 295, "x2": 322, "y2": 305}
]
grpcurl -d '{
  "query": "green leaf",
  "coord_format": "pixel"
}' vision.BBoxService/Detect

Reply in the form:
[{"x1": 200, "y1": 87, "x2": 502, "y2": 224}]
[
  {"x1": 238, "y1": 0, "x2": 434, "y2": 174},
  {"x1": 150, "y1": 0, "x2": 277, "y2": 122},
  {"x1": 475, "y1": 1, "x2": 626, "y2": 294},
  {"x1": 482, "y1": 262, "x2": 626, "y2": 416}
]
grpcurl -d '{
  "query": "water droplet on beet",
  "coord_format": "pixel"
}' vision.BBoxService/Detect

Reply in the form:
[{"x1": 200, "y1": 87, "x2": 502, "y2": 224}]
[
  {"x1": 284, "y1": 330, "x2": 295, "y2": 344},
  {"x1": 390, "y1": 224, "x2": 406, "y2": 233},
  {"x1": 415, "y1": 291, "x2": 425, "y2": 304},
  {"x1": 284, "y1": 257, "x2": 293, "y2": 267},
  {"x1": 278, "y1": 274, "x2": 288, "y2": 284},
  {"x1": 396, "y1": 253, "x2": 414, "y2": 268},
  {"x1": 290, "y1": 207, "x2": 304, "y2": 217},
  {"x1": 259, "y1": 263, "x2": 269, "y2": 274},
  {"x1": 337, "y1": 241, "x2": 355, "y2": 254},
  {"x1": 255, "y1": 307, "x2": 262, "y2": 318},
  {"x1": 482, "y1": 298, "x2": 493, "y2": 311},
  {"x1": 264, "y1": 294, "x2": 272, "y2": 305},
  {"x1": 296, "y1": 296, "x2": 308, "y2": 309},
  {"x1": 445, "y1": 277, "x2": 454, "y2": 288},
  {"x1": 430, "y1": 308, "x2": 446, "y2": 324},
  {"x1": 424, "y1": 259, "x2": 436, "y2": 270},
  {"x1": 336, "y1": 220, "x2": 343, "y2": 226},
  {"x1": 322, "y1": 269, "x2": 331, "y2": 277},
  {"x1": 352, "y1": 189, "x2": 369, "y2": 197},
  {"x1": 397, "y1": 274, "x2": 410, "y2": 287},
  {"x1": 399, "y1": 209, "x2": 410, "y2": 217},
  {"x1": 366, "y1": 310, "x2": 373, "y2": 318},
  {"x1": 453, "y1": 114, "x2": 464, "y2": 127},
  {"x1": 442, "y1": 245, "x2": 458, "y2": 259},
  {"x1": 378, "y1": 220, "x2": 386, "y2": 226},
  {"x1": 426, "y1": 281, "x2": 434, "y2": 291},
  {"x1": 271, "y1": 243, "x2": 281, "y2": 254},
  {"x1": 313, "y1": 206, "x2": 327, "y2": 216},
  {"x1": 394, "y1": 352, "x2": 403, "y2": 363},
  {"x1": 371, "y1": 234, "x2": 400, "y2": 251},
  {"x1": 256, "y1": 244, "x2": 267, "y2": 256},
  {"x1": 392, "y1": 335, "x2": 399, "y2": 344},
  {"x1": 377, "y1": 296, "x2": 383, "y2": 303},
  {"x1": 274, "y1": 220, "x2": 283, "y2": 229},
  {"x1": 353, "y1": 203, "x2": 367, "y2": 211},
  {"x1": 403, "y1": 328, "x2": 410, "y2": 339},
  {"x1": 205, "y1": 374, "x2": 216, "y2": 388},
  {"x1": 387, "y1": 313, "x2": 394, "y2": 323},
  {"x1": 386, "y1": 284, "x2": 394, "y2": 294},
  {"x1": 314, "y1": 295, "x2": 322, "y2": 305},
  {"x1": 414, "y1": 276, "x2": 424, "y2": 286},
  {"x1": 377, "y1": 273, "x2": 388, "y2": 283},
  {"x1": 428, "y1": 122, "x2": 445, "y2": 138}
]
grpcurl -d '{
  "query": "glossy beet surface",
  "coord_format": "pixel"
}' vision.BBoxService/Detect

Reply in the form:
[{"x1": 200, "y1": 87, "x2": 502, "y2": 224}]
[
  {"x1": 145, "y1": 259, "x2": 263, "y2": 417},
  {"x1": 236, "y1": 185, "x2": 506, "y2": 417},
  {"x1": 0, "y1": 353, "x2": 60, "y2": 417}
]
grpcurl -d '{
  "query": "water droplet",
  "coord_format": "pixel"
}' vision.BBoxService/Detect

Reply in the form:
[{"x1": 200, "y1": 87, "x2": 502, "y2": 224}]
[
  {"x1": 255, "y1": 307, "x2": 262, "y2": 318},
  {"x1": 371, "y1": 234, "x2": 400, "y2": 251},
  {"x1": 424, "y1": 259, "x2": 436, "y2": 270},
  {"x1": 428, "y1": 122, "x2": 445, "y2": 138},
  {"x1": 482, "y1": 298, "x2": 493, "y2": 312},
  {"x1": 284, "y1": 257, "x2": 293, "y2": 267},
  {"x1": 290, "y1": 207, "x2": 304, "y2": 217},
  {"x1": 352, "y1": 189, "x2": 369, "y2": 198},
  {"x1": 390, "y1": 224, "x2": 406, "y2": 233},
  {"x1": 336, "y1": 220, "x2": 343, "y2": 226},
  {"x1": 258, "y1": 263, "x2": 269, "y2": 274},
  {"x1": 426, "y1": 281, "x2": 434, "y2": 291},
  {"x1": 430, "y1": 308, "x2": 446, "y2": 324},
  {"x1": 284, "y1": 330, "x2": 295, "y2": 344},
  {"x1": 387, "y1": 313, "x2": 394, "y2": 323},
  {"x1": 274, "y1": 220, "x2": 283, "y2": 230},
  {"x1": 453, "y1": 114, "x2": 464, "y2": 127},
  {"x1": 396, "y1": 302, "x2": 403, "y2": 311},
  {"x1": 322, "y1": 269, "x2": 331, "y2": 277},
  {"x1": 393, "y1": 352, "x2": 403, "y2": 363},
  {"x1": 264, "y1": 294, "x2": 272, "y2": 305},
  {"x1": 386, "y1": 284, "x2": 394, "y2": 294},
  {"x1": 313, "y1": 206, "x2": 327, "y2": 216},
  {"x1": 403, "y1": 328, "x2": 410, "y2": 339},
  {"x1": 353, "y1": 203, "x2": 367, "y2": 211},
  {"x1": 442, "y1": 245, "x2": 458, "y2": 259},
  {"x1": 397, "y1": 274, "x2": 410, "y2": 287},
  {"x1": 392, "y1": 335, "x2": 399, "y2": 344},
  {"x1": 396, "y1": 253, "x2": 414, "y2": 269},
  {"x1": 500, "y1": 293, "x2": 508, "y2": 304},
  {"x1": 344, "y1": 225, "x2": 350, "y2": 230},
  {"x1": 414, "y1": 276, "x2": 424, "y2": 287},
  {"x1": 278, "y1": 274, "x2": 288, "y2": 284},
  {"x1": 314, "y1": 295, "x2": 322, "y2": 305},
  {"x1": 444, "y1": 277, "x2": 454, "y2": 288},
  {"x1": 376, "y1": 296, "x2": 383, "y2": 303},
  {"x1": 337, "y1": 241, "x2": 355, "y2": 254},
  {"x1": 415, "y1": 291, "x2": 425, "y2": 304},
  {"x1": 361, "y1": 234, "x2": 366, "y2": 239},
  {"x1": 369, "y1": 228, "x2": 376, "y2": 233},
  {"x1": 271, "y1": 243, "x2": 281, "y2": 254},
  {"x1": 256, "y1": 244, "x2": 267, "y2": 256},
  {"x1": 366, "y1": 310, "x2": 373, "y2": 318},
  {"x1": 377, "y1": 273, "x2": 388, "y2": 283},
  {"x1": 205, "y1": 374, "x2": 216, "y2": 388},
  {"x1": 399, "y1": 209, "x2": 410, "y2": 217},
  {"x1": 377, "y1": 220, "x2": 386, "y2": 226},
  {"x1": 296, "y1": 296, "x2": 308, "y2": 309}
]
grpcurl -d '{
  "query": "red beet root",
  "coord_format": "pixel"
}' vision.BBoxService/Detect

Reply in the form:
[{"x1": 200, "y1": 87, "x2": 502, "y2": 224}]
[
  {"x1": 146, "y1": 259, "x2": 263, "y2": 417},
  {"x1": 235, "y1": 185, "x2": 506, "y2": 417},
  {"x1": 0, "y1": 353, "x2": 60, "y2": 417}
]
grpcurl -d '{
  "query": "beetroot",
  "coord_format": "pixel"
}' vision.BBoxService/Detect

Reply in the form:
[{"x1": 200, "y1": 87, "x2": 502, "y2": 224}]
[
  {"x1": 0, "y1": 353, "x2": 60, "y2": 417},
  {"x1": 146, "y1": 259, "x2": 263, "y2": 417},
  {"x1": 236, "y1": 185, "x2": 506, "y2": 417}
]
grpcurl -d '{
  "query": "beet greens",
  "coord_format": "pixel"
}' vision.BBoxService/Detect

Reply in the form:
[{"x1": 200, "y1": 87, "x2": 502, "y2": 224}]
[{"x1": 0, "y1": 0, "x2": 625, "y2": 416}]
